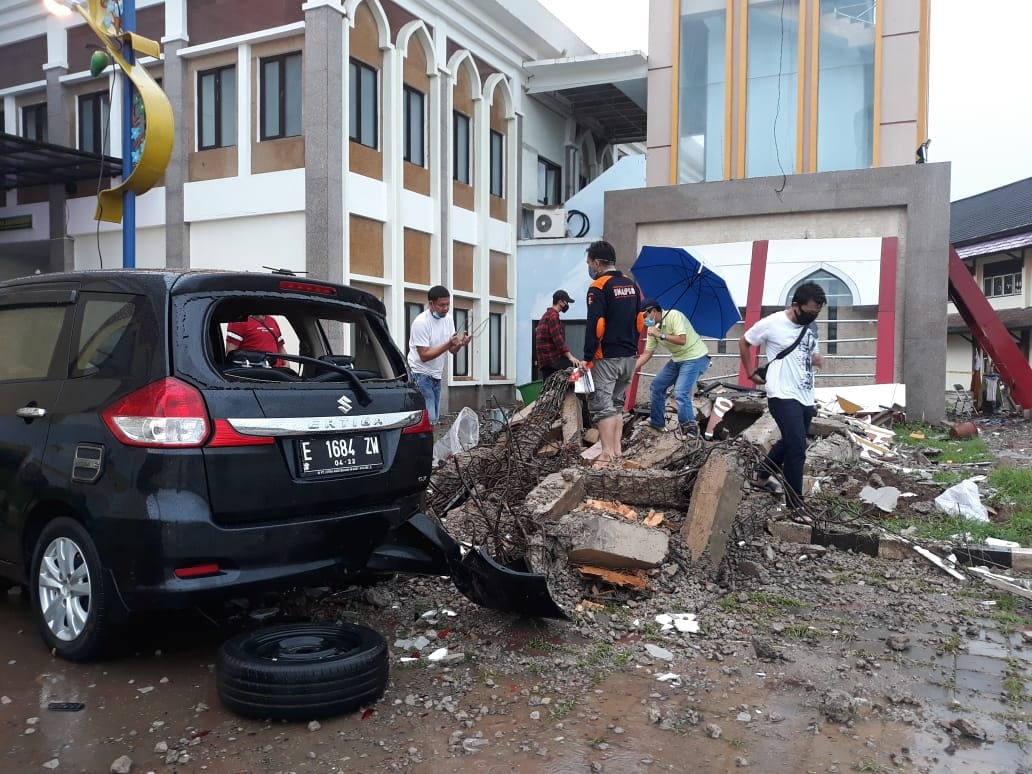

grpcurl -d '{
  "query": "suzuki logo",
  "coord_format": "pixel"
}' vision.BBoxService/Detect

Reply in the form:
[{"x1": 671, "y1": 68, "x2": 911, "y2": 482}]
[{"x1": 337, "y1": 394, "x2": 353, "y2": 414}]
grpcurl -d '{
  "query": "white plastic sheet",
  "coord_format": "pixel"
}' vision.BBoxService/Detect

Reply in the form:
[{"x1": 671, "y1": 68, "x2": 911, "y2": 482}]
[
  {"x1": 432, "y1": 406, "x2": 480, "y2": 466},
  {"x1": 934, "y1": 477, "x2": 989, "y2": 522}
]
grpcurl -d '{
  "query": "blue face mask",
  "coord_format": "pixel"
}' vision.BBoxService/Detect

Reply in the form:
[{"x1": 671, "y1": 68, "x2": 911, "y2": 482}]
[
  {"x1": 643, "y1": 317, "x2": 656, "y2": 328},
  {"x1": 431, "y1": 310, "x2": 444, "y2": 320},
  {"x1": 587, "y1": 266, "x2": 600, "y2": 280}
]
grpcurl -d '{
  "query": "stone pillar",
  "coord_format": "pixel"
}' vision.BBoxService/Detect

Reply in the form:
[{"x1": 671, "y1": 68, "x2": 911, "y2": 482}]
[
  {"x1": 44, "y1": 65, "x2": 73, "y2": 273},
  {"x1": 162, "y1": 37, "x2": 189, "y2": 268},
  {"x1": 303, "y1": 2, "x2": 345, "y2": 285}
]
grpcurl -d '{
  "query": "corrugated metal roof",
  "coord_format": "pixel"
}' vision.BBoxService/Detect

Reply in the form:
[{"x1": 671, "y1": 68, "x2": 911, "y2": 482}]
[
  {"x1": 950, "y1": 177, "x2": 1032, "y2": 245},
  {"x1": 0, "y1": 132, "x2": 120, "y2": 191},
  {"x1": 955, "y1": 230, "x2": 1032, "y2": 258}
]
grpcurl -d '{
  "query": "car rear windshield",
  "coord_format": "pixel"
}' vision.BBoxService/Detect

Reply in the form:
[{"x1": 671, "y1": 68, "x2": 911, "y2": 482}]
[{"x1": 203, "y1": 296, "x2": 407, "y2": 384}]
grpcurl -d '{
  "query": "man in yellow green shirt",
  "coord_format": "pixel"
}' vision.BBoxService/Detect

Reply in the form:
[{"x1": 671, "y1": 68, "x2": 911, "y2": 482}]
[{"x1": 633, "y1": 299, "x2": 710, "y2": 436}]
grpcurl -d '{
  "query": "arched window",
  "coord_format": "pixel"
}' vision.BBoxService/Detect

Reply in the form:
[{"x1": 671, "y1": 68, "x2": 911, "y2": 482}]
[{"x1": 786, "y1": 269, "x2": 853, "y2": 354}]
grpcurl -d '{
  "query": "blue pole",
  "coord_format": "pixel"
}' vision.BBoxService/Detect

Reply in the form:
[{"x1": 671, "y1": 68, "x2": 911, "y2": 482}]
[{"x1": 121, "y1": 0, "x2": 135, "y2": 268}]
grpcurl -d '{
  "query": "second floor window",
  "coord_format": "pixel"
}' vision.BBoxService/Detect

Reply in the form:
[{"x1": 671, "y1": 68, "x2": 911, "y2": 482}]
[
  {"x1": 984, "y1": 272, "x2": 1022, "y2": 298},
  {"x1": 78, "y1": 91, "x2": 110, "y2": 155},
  {"x1": 537, "y1": 157, "x2": 561, "y2": 205},
  {"x1": 22, "y1": 103, "x2": 47, "y2": 142},
  {"x1": 403, "y1": 85, "x2": 425, "y2": 165},
  {"x1": 198, "y1": 65, "x2": 236, "y2": 150},
  {"x1": 260, "y1": 53, "x2": 302, "y2": 141},
  {"x1": 349, "y1": 58, "x2": 378, "y2": 148},
  {"x1": 453, "y1": 111, "x2": 470, "y2": 184},
  {"x1": 490, "y1": 130, "x2": 504, "y2": 197}
]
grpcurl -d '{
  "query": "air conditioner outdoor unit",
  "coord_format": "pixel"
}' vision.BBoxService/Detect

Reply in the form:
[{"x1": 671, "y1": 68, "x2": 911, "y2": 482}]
[{"x1": 533, "y1": 208, "x2": 567, "y2": 238}]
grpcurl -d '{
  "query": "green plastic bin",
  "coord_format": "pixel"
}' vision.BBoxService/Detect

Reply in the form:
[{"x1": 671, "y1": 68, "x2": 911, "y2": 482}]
[{"x1": 516, "y1": 380, "x2": 544, "y2": 405}]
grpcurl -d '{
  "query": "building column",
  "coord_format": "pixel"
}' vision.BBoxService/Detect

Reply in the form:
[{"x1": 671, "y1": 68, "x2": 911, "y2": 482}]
[
  {"x1": 162, "y1": 38, "x2": 189, "y2": 268},
  {"x1": 303, "y1": 1, "x2": 345, "y2": 284},
  {"x1": 44, "y1": 65, "x2": 73, "y2": 273}
]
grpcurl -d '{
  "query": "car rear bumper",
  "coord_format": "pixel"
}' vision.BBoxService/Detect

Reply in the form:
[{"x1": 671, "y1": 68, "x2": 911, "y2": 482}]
[{"x1": 95, "y1": 490, "x2": 423, "y2": 610}]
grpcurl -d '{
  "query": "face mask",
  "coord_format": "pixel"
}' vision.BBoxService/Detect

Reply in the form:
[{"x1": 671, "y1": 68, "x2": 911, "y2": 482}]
[
  {"x1": 587, "y1": 266, "x2": 600, "y2": 280},
  {"x1": 643, "y1": 317, "x2": 656, "y2": 327},
  {"x1": 431, "y1": 310, "x2": 444, "y2": 320},
  {"x1": 795, "y1": 309, "x2": 819, "y2": 326}
]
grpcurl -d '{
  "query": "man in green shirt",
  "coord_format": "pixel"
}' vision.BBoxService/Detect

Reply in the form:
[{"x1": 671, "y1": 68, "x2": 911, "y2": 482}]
[{"x1": 633, "y1": 299, "x2": 710, "y2": 436}]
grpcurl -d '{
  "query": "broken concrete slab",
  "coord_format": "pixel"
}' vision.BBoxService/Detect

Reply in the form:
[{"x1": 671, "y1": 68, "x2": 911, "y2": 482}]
[
  {"x1": 738, "y1": 411, "x2": 781, "y2": 454},
  {"x1": 567, "y1": 512, "x2": 669, "y2": 570},
  {"x1": 583, "y1": 467, "x2": 688, "y2": 508},
  {"x1": 522, "y1": 469, "x2": 587, "y2": 523},
  {"x1": 681, "y1": 450, "x2": 744, "y2": 567},
  {"x1": 769, "y1": 521, "x2": 815, "y2": 544},
  {"x1": 560, "y1": 393, "x2": 584, "y2": 444},
  {"x1": 807, "y1": 433, "x2": 858, "y2": 465}
]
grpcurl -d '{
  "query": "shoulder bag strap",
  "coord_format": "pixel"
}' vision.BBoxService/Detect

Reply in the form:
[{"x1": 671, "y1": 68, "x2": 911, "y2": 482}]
[{"x1": 772, "y1": 323, "x2": 810, "y2": 362}]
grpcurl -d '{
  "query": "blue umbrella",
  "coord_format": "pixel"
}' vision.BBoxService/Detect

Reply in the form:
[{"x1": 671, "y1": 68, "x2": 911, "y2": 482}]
[{"x1": 631, "y1": 246, "x2": 742, "y2": 339}]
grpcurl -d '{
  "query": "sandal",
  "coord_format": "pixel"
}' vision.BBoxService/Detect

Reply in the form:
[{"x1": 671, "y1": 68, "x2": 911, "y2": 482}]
[
  {"x1": 786, "y1": 508, "x2": 813, "y2": 526},
  {"x1": 750, "y1": 477, "x2": 783, "y2": 495}
]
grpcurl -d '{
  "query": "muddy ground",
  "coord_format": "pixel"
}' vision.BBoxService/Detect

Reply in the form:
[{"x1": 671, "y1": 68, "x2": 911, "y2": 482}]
[{"x1": 1, "y1": 416, "x2": 1030, "y2": 773}]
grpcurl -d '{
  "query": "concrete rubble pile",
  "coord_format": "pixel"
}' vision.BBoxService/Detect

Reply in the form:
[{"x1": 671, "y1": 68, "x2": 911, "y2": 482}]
[{"x1": 428, "y1": 374, "x2": 1031, "y2": 612}]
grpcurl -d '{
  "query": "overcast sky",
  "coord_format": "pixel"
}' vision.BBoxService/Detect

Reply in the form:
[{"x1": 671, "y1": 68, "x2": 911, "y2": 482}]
[{"x1": 538, "y1": 0, "x2": 1032, "y2": 202}]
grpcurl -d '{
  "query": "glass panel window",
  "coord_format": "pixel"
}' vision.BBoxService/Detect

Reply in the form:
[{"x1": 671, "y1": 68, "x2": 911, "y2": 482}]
[
  {"x1": 403, "y1": 85, "x2": 424, "y2": 165},
  {"x1": 78, "y1": 91, "x2": 110, "y2": 155},
  {"x1": 349, "y1": 58, "x2": 378, "y2": 148},
  {"x1": 488, "y1": 312, "x2": 502, "y2": 376},
  {"x1": 453, "y1": 111, "x2": 470, "y2": 184},
  {"x1": 678, "y1": 5, "x2": 727, "y2": 182},
  {"x1": 0, "y1": 305, "x2": 67, "y2": 381},
  {"x1": 404, "y1": 302, "x2": 422, "y2": 354},
  {"x1": 490, "y1": 130, "x2": 504, "y2": 197},
  {"x1": 453, "y1": 308, "x2": 470, "y2": 377},
  {"x1": 537, "y1": 157, "x2": 561, "y2": 205},
  {"x1": 260, "y1": 52, "x2": 302, "y2": 141},
  {"x1": 197, "y1": 65, "x2": 236, "y2": 150},
  {"x1": 745, "y1": 0, "x2": 800, "y2": 177},
  {"x1": 817, "y1": 0, "x2": 876, "y2": 171},
  {"x1": 22, "y1": 103, "x2": 47, "y2": 142}
]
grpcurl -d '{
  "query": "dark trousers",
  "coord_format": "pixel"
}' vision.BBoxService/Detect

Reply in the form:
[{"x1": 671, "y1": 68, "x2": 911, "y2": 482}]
[{"x1": 760, "y1": 397, "x2": 816, "y2": 508}]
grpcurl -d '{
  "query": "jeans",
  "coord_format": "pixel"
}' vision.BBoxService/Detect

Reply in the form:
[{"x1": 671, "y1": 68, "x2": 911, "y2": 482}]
[
  {"x1": 413, "y1": 373, "x2": 442, "y2": 425},
  {"x1": 761, "y1": 397, "x2": 816, "y2": 508},
  {"x1": 650, "y1": 355, "x2": 709, "y2": 427}
]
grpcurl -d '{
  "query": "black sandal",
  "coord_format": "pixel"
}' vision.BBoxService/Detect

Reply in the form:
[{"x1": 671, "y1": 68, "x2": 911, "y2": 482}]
[{"x1": 750, "y1": 477, "x2": 783, "y2": 495}]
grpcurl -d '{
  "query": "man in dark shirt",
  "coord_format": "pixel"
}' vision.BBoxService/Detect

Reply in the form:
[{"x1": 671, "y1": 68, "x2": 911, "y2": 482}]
[
  {"x1": 535, "y1": 289, "x2": 582, "y2": 379},
  {"x1": 582, "y1": 240, "x2": 642, "y2": 465}
]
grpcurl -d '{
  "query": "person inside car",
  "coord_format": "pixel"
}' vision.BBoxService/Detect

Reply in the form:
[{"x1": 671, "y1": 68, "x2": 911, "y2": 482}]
[{"x1": 226, "y1": 314, "x2": 287, "y2": 367}]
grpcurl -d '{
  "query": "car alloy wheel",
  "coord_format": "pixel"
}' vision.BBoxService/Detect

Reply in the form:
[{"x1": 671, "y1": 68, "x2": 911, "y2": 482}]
[{"x1": 30, "y1": 517, "x2": 111, "y2": 661}]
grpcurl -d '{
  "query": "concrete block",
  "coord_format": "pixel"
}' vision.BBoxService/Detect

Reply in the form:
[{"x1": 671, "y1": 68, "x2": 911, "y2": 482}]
[
  {"x1": 583, "y1": 468, "x2": 688, "y2": 508},
  {"x1": 1010, "y1": 548, "x2": 1032, "y2": 572},
  {"x1": 876, "y1": 534, "x2": 913, "y2": 560},
  {"x1": 567, "y1": 513, "x2": 669, "y2": 569},
  {"x1": 808, "y1": 414, "x2": 850, "y2": 438},
  {"x1": 738, "y1": 411, "x2": 780, "y2": 454},
  {"x1": 768, "y1": 521, "x2": 813, "y2": 544},
  {"x1": 523, "y1": 470, "x2": 587, "y2": 523},
  {"x1": 681, "y1": 450, "x2": 744, "y2": 566},
  {"x1": 561, "y1": 393, "x2": 584, "y2": 444}
]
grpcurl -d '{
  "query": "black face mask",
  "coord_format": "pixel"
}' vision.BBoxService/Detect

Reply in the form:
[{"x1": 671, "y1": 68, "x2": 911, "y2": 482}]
[{"x1": 795, "y1": 309, "x2": 819, "y2": 326}]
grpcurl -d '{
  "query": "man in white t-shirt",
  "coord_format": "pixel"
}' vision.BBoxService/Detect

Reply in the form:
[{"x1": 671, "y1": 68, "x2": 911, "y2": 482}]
[
  {"x1": 407, "y1": 285, "x2": 471, "y2": 424},
  {"x1": 738, "y1": 282, "x2": 826, "y2": 515}
]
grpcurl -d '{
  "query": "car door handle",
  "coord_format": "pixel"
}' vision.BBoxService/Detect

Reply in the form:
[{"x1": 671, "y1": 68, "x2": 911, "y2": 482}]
[{"x1": 16, "y1": 407, "x2": 47, "y2": 419}]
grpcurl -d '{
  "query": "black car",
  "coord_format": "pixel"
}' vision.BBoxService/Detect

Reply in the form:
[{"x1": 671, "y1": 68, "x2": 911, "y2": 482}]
[{"x1": 0, "y1": 270, "x2": 434, "y2": 660}]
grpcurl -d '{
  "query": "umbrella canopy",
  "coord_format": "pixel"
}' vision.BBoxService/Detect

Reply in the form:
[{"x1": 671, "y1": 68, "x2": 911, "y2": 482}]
[{"x1": 631, "y1": 246, "x2": 743, "y2": 339}]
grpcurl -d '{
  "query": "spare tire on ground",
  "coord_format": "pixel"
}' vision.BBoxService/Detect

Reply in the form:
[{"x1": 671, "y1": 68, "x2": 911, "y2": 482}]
[{"x1": 216, "y1": 622, "x2": 388, "y2": 721}]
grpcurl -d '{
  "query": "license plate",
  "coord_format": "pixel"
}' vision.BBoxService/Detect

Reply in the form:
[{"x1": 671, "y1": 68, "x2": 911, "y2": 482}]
[{"x1": 296, "y1": 434, "x2": 383, "y2": 478}]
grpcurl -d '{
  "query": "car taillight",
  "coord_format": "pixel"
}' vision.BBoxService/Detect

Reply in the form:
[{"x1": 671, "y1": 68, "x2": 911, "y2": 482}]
[
  {"x1": 208, "y1": 419, "x2": 275, "y2": 447},
  {"x1": 101, "y1": 377, "x2": 210, "y2": 448},
  {"x1": 402, "y1": 410, "x2": 433, "y2": 435}
]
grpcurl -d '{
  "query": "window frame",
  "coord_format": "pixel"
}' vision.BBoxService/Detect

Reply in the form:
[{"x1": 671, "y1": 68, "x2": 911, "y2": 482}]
[
  {"x1": 349, "y1": 57, "x2": 379, "y2": 149},
  {"x1": 22, "y1": 102, "x2": 47, "y2": 143},
  {"x1": 259, "y1": 52, "x2": 302, "y2": 141},
  {"x1": 453, "y1": 111, "x2": 471, "y2": 184},
  {"x1": 197, "y1": 64, "x2": 236, "y2": 150},
  {"x1": 488, "y1": 312, "x2": 503, "y2": 377},
  {"x1": 489, "y1": 130, "x2": 504, "y2": 197},
  {"x1": 77, "y1": 90, "x2": 110, "y2": 156},
  {"x1": 402, "y1": 84, "x2": 425, "y2": 166},
  {"x1": 452, "y1": 307, "x2": 470, "y2": 377},
  {"x1": 537, "y1": 156, "x2": 561, "y2": 205}
]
